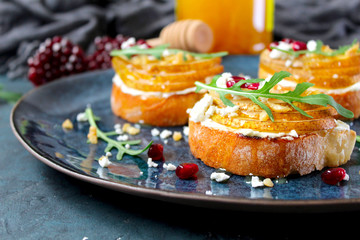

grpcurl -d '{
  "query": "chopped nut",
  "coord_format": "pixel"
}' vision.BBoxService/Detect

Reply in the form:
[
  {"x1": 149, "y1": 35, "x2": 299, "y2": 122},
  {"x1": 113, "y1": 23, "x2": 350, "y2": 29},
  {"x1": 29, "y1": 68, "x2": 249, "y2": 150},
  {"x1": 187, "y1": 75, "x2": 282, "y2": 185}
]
[
  {"x1": 122, "y1": 123, "x2": 140, "y2": 135},
  {"x1": 62, "y1": 119, "x2": 73, "y2": 130},
  {"x1": 87, "y1": 126, "x2": 98, "y2": 144},
  {"x1": 127, "y1": 126, "x2": 140, "y2": 135},
  {"x1": 122, "y1": 123, "x2": 131, "y2": 132},
  {"x1": 55, "y1": 152, "x2": 64, "y2": 158},
  {"x1": 172, "y1": 131, "x2": 182, "y2": 141},
  {"x1": 263, "y1": 178, "x2": 274, "y2": 187}
]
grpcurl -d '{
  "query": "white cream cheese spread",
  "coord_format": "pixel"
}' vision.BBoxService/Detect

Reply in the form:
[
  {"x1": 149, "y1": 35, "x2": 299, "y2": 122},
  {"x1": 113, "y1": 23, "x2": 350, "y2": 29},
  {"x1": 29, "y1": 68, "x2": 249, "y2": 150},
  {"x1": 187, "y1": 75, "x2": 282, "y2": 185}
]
[{"x1": 112, "y1": 74, "x2": 196, "y2": 99}]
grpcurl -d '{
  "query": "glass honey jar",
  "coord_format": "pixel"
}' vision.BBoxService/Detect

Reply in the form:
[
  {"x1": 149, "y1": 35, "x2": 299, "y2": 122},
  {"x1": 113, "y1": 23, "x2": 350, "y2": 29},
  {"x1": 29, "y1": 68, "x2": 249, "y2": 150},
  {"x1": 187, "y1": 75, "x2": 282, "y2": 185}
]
[{"x1": 175, "y1": 0, "x2": 275, "y2": 54}]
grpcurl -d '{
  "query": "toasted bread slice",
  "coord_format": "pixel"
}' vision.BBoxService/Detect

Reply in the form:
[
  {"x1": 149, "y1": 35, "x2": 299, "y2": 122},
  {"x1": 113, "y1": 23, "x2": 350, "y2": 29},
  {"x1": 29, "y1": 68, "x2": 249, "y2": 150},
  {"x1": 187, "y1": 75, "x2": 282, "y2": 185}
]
[
  {"x1": 259, "y1": 42, "x2": 360, "y2": 119},
  {"x1": 111, "y1": 52, "x2": 223, "y2": 126},
  {"x1": 189, "y1": 121, "x2": 356, "y2": 178},
  {"x1": 111, "y1": 82, "x2": 203, "y2": 126},
  {"x1": 187, "y1": 92, "x2": 356, "y2": 178}
]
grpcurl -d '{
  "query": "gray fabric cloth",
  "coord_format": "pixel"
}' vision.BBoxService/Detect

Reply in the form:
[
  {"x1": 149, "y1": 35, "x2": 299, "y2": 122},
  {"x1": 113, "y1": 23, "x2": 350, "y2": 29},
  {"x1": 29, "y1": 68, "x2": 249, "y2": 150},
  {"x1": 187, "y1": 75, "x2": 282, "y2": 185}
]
[
  {"x1": 0, "y1": 0, "x2": 174, "y2": 78},
  {"x1": 1, "y1": 0, "x2": 360, "y2": 79},
  {"x1": 274, "y1": 0, "x2": 360, "y2": 47}
]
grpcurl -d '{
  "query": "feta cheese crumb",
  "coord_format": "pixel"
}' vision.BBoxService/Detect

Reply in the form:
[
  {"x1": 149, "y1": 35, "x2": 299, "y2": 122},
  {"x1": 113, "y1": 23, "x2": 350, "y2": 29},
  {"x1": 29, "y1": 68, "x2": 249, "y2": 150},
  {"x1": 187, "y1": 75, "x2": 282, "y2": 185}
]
[
  {"x1": 216, "y1": 72, "x2": 232, "y2": 88},
  {"x1": 307, "y1": 40, "x2": 317, "y2": 52},
  {"x1": 162, "y1": 49, "x2": 170, "y2": 57},
  {"x1": 269, "y1": 41, "x2": 292, "y2": 59},
  {"x1": 205, "y1": 105, "x2": 216, "y2": 119},
  {"x1": 121, "y1": 37, "x2": 136, "y2": 49},
  {"x1": 160, "y1": 129, "x2": 172, "y2": 139},
  {"x1": 76, "y1": 112, "x2": 88, "y2": 122},
  {"x1": 210, "y1": 172, "x2": 230, "y2": 182},
  {"x1": 151, "y1": 128, "x2": 160, "y2": 136},
  {"x1": 163, "y1": 163, "x2": 176, "y2": 171},
  {"x1": 125, "y1": 144, "x2": 130, "y2": 149},
  {"x1": 189, "y1": 94, "x2": 214, "y2": 122},
  {"x1": 251, "y1": 176, "x2": 264, "y2": 188},
  {"x1": 147, "y1": 158, "x2": 158, "y2": 168},
  {"x1": 183, "y1": 126, "x2": 189, "y2": 136},
  {"x1": 98, "y1": 155, "x2": 112, "y2": 168},
  {"x1": 117, "y1": 134, "x2": 129, "y2": 141}
]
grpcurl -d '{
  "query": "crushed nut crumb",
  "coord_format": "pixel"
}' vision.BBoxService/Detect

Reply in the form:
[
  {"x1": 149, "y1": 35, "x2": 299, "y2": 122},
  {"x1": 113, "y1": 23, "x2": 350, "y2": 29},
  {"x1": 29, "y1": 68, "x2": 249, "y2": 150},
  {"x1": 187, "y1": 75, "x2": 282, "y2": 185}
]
[
  {"x1": 87, "y1": 126, "x2": 98, "y2": 144},
  {"x1": 172, "y1": 131, "x2": 182, "y2": 141},
  {"x1": 263, "y1": 178, "x2": 274, "y2": 187},
  {"x1": 62, "y1": 119, "x2": 73, "y2": 130}
]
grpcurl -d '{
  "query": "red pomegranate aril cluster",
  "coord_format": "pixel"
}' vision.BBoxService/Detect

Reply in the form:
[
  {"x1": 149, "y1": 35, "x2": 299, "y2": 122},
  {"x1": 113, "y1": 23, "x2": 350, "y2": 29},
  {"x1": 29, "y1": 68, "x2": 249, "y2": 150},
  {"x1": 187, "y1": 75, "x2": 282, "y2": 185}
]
[
  {"x1": 147, "y1": 143, "x2": 164, "y2": 161},
  {"x1": 176, "y1": 163, "x2": 199, "y2": 180},
  {"x1": 87, "y1": 35, "x2": 124, "y2": 70},
  {"x1": 87, "y1": 35, "x2": 151, "y2": 71},
  {"x1": 28, "y1": 36, "x2": 87, "y2": 86},
  {"x1": 268, "y1": 38, "x2": 307, "y2": 52},
  {"x1": 27, "y1": 35, "x2": 152, "y2": 86},
  {"x1": 226, "y1": 76, "x2": 259, "y2": 90},
  {"x1": 321, "y1": 167, "x2": 348, "y2": 185}
]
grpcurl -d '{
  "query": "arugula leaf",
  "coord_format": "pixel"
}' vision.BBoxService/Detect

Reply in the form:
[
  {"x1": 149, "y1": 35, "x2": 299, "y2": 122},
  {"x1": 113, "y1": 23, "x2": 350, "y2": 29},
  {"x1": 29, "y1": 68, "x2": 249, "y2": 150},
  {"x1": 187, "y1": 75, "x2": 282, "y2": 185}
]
[
  {"x1": 85, "y1": 107, "x2": 152, "y2": 160},
  {"x1": 110, "y1": 44, "x2": 228, "y2": 60},
  {"x1": 195, "y1": 71, "x2": 354, "y2": 121},
  {"x1": 271, "y1": 39, "x2": 358, "y2": 58},
  {"x1": 0, "y1": 84, "x2": 22, "y2": 103}
]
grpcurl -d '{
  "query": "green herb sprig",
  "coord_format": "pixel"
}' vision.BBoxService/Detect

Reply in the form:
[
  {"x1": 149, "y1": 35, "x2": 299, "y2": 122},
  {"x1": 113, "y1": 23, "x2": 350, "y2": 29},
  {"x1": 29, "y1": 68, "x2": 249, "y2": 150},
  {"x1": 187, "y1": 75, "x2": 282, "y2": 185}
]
[
  {"x1": 0, "y1": 84, "x2": 21, "y2": 103},
  {"x1": 85, "y1": 107, "x2": 153, "y2": 160},
  {"x1": 195, "y1": 71, "x2": 354, "y2": 121},
  {"x1": 110, "y1": 44, "x2": 228, "y2": 60},
  {"x1": 271, "y1": 39, "x2": 358, "y2": 58}
]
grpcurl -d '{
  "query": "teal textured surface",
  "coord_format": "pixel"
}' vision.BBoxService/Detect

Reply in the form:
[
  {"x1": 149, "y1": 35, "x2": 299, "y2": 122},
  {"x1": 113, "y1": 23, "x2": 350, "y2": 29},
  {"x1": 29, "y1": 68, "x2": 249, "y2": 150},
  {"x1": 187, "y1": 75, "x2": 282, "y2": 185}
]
[{"x1": 2, "y1": 56, "x2": 360, "y2": 239}]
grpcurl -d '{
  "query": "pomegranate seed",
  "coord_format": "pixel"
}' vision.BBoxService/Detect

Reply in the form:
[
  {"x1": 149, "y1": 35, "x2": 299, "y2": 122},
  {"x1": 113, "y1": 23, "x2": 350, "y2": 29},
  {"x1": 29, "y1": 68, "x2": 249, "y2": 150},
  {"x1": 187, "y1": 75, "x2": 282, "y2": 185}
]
[
  {"x1": 321, "y1": 168, "x2": 348, "y2": 185},
  {"x1": 246, "y1": 82, "x2": 260, "y2": 90},
  {"x1": 147, "y1": 143, "x2": 164, "y2": 161},
  {"x1": 226, "y1": 76, "x2": 245, "y2": 88},
  {"x1": 226, "y1": 80, "x2": 235, "y2": 88},
  {"x1": 292, "y1": 41, "x2": 307, "y2": 51},
  {"x1": 176, "y1": 163, "x2": 199, "y2": 180},
  {"x1": 282, "y1": 38, "x2": 294, "y2": 44},
  {"x1": 268, "y1": 41, "x2": 279, "y2": 51},
  {"x1": 232, "y1": 76, "x2": 245, "y2": 81}
]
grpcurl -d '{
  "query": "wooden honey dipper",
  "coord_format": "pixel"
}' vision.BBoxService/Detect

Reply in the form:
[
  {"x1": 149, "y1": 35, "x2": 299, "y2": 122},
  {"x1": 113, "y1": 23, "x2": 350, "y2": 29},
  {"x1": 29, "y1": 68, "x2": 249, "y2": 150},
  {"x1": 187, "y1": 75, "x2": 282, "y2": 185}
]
[{"x1": 146, "y1": 19, "x2": 214, "y2": 53}]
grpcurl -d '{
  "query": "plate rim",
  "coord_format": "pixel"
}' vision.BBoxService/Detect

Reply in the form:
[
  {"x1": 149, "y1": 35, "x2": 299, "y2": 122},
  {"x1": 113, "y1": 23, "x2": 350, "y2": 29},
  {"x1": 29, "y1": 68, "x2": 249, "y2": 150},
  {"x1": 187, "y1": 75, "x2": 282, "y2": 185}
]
[{"x1": 9, "y1": 70, "x2": 360, "y2": 213}]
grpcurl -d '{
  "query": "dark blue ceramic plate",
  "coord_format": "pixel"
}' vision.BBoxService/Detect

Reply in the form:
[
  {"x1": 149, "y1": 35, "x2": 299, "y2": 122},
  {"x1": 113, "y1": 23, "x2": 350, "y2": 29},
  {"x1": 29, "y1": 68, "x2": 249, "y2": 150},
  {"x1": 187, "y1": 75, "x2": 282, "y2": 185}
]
[{"x1": 11, "y1": 56, "x2": 360, "y2": 212}]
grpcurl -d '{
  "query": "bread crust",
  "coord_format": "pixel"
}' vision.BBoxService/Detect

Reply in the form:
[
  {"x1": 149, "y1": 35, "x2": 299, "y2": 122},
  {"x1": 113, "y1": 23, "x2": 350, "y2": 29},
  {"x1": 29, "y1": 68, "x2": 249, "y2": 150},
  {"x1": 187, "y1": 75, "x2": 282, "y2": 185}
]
[
  {"x1": 189, "y1": 121, "x2": 356, "y2": 178},
  {"x1": 111, "y1": 83, "x2": 203, "y2": 126}
]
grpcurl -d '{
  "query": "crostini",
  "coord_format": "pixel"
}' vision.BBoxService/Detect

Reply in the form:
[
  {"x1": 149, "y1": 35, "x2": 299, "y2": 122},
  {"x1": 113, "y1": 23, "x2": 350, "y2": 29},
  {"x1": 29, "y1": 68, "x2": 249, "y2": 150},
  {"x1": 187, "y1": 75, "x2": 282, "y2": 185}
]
[
  {"x1": 259, "y1": 39, "x2": 360, "y2": 119},
  {"x1": 110, "y1": 45, "x2": 226, "y2": 126},
  {"x1": 188, "y1": 71, "x2": 356, "y2": 178}
]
